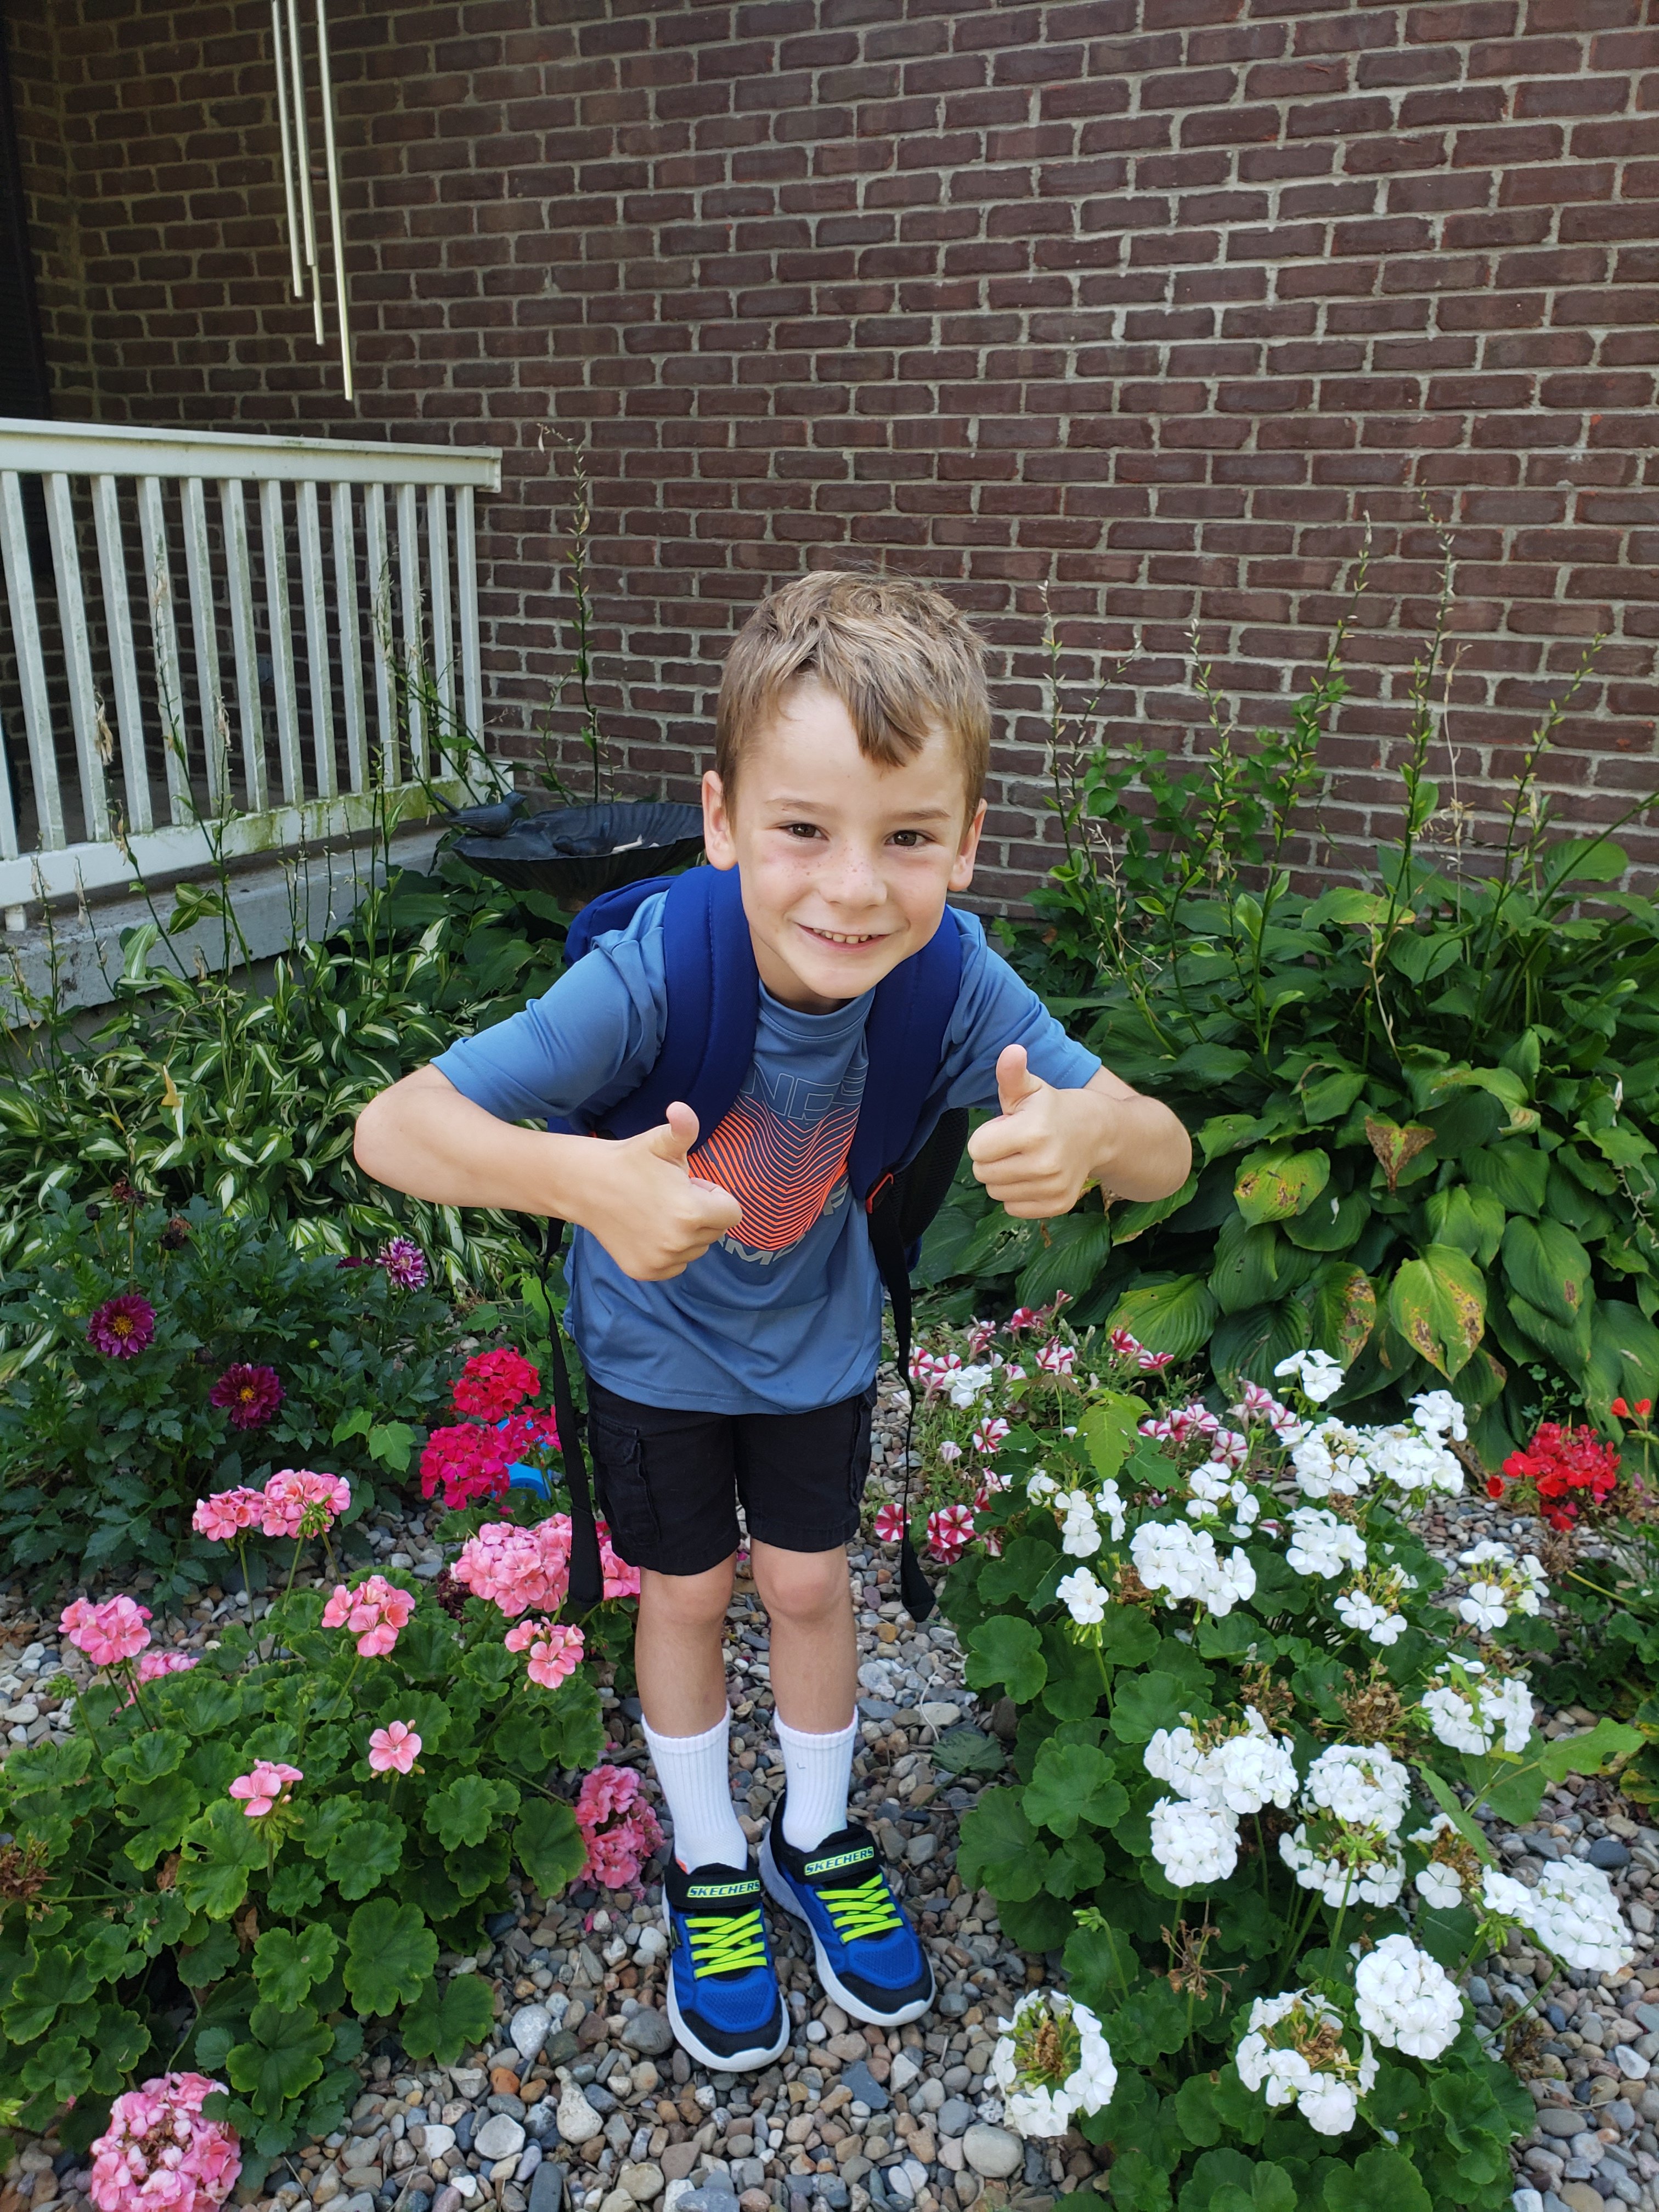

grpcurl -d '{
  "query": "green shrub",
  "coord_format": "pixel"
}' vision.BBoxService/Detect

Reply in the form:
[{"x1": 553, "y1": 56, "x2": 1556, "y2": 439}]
[
  {"x1": 0, "y1": 1193, "x2": 459, "y2": 1596},
  {"x1": 0, "y1": 1565, "x2": 608, "y2": 2179},
  {"x1": 922, "y1": 575, "x2": 1659, "y2": 1460}
]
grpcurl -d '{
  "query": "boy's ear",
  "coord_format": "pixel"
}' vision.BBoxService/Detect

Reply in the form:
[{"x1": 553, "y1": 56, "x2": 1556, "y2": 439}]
[
  {"x1": 702, "y1": 769, "x2": 738, "y2": 872},
  {"x1": 950, "y1": 798, "x2": 988, "y2": 892}
]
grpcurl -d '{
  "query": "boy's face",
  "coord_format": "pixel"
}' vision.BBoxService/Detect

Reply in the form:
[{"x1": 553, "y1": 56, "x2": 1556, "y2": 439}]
[{"x1": 702, "y1": 679, "x2": 986, "y2": 1014}]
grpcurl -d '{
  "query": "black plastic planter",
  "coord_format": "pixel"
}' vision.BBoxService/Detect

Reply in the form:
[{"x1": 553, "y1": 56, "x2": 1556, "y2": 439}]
[{"x1": 447, "y1": 798, "x2": 706, "y2": 902}]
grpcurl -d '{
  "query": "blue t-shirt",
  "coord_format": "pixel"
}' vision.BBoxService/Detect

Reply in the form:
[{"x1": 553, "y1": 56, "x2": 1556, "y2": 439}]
[{"x1": 432, "y1": 894, "x2": 1101, "y2": 1414}]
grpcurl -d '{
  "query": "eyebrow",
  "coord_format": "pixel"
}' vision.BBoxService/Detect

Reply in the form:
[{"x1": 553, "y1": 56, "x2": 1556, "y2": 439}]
[{"x1": 766, "y1": 796, "x2": 960, "y2": 824}]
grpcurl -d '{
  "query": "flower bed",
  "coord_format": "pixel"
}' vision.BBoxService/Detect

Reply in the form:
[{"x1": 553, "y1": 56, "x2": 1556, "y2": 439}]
[{"x1": 893, "y1": 1303, "x2": 1644, "y2": 2207}]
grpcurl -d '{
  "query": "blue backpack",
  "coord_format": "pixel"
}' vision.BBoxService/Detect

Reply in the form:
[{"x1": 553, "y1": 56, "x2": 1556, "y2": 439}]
[{"x1": 543, "y1": 864, "x2": 968, "y2": 1619}]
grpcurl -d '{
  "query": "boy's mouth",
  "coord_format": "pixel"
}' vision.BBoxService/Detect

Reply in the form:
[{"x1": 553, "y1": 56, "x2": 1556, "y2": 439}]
[{"x1": 798, "y1": 924, "x2": 892, "y2": 949}]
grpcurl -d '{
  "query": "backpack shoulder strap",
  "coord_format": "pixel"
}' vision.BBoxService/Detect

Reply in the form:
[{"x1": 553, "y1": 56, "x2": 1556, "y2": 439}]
[
  {"x1": 589, "y1": 865, "x2": 759, "y2": 1145},
  {"x1": 562, "y1": 875, "x2": 675, "y2": 968},
  {"x1": 848, "y1": 905, "x2": 967, "y2": 1204}
]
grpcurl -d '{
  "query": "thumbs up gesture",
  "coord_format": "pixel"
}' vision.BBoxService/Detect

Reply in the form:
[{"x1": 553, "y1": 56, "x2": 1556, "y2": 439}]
[
  {"x1": 581, "y1": 1102, "x2": 744, "y2": 1279},
  {"x1": 966, "y1": 1045, "x2": 1106, "y2": 1220}
]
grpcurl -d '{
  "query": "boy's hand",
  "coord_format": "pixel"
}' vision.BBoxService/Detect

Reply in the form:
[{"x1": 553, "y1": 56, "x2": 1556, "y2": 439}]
[
  {"x1": 578, "y1": 1103, "x2": 743, "y2": 1280},
  {"x1": 967, "y1": 1045, "x2": 1115, "y2": 1219}
]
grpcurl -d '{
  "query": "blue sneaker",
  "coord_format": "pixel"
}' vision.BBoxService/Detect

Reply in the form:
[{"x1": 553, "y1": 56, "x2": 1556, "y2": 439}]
[
  {"x1": 662, "y1": 1857, "x2": 789, "y2": 2072},
  {"x1": 760, "y1": 1799, "x2": 934, "y2": 2028}
]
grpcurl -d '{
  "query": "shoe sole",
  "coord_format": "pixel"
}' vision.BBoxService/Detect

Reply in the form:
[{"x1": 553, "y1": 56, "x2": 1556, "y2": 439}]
[
  {"x1": 759, "y1": 1833, "x2": 935, "y2": 2029},
  {"x1": 661, "y1": 1897, "x2": 792, "y2": 2074}
]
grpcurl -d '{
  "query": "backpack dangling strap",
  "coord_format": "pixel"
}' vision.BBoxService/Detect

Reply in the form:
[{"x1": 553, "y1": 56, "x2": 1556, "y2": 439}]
[
  {"x1": 536, "y1": 1217, "x2": 605, "y2": 1613},
  {"x1": 865, "y1": 1178, "x2": 936, "y2": 1624}
]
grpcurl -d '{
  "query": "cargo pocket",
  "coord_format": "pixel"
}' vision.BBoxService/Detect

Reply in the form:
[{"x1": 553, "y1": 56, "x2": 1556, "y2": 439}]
[{"x1": 587, "y1": 1412, "x2": 662, "y2": 1562}]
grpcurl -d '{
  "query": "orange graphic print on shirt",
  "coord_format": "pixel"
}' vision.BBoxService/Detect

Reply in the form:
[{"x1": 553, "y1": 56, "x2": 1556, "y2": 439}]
[{"x1": 687, "y1": 1066, "x2": 863, "y2": 1254}]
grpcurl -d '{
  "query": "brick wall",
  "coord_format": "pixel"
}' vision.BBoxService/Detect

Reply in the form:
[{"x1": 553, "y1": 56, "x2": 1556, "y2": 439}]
[{"x1": 7, "y1": 0, "x2": 1659, "y2": 908}]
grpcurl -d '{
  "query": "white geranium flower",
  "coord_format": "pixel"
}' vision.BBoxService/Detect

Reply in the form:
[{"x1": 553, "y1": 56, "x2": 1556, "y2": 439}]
[
  {"x1": 990, "y1": 1990, "x2": 1117, "y2": 2138},
  {"x1": 1094, "y1": 1479, "x2": 1128, "y2": 1541},
  {"x1": 1144, "y1": 1724, "x2": 1211, "y2": 1801},
  {"x1": 1130, "y1": 1521, "x2": 1256, "y2": 1617},
  {"x1": 945, "y1": 1362, "x2": 996, "y2": 1408},
  {"x1": 1458, "y1": 1581, "x2": 1510, "y2": 1632},
  {"x1": 1333, "y1": 1563, "x2": 1412, "y2": 1646},
  {"x1": 1366, "y1": 1421, "x2": 1463, "y2": 1502},
  {"x1": 1237, "y1": 1990, "x2": 1375, "y2": 2137},
  {"x1": 1410, "y1": 1388, "x2": 1467, "y2": 1442},
  {"x1": 1144, "y1": 1708, "x2": 1297, "y2": 1816},
  {"x1": 1274, "y1": 1348, "x2": 1347, "y2": 1404},
  {"x1": 1454, "y1": 1539, "x2": 1547, "y2": 1627},
  {"x1": 1304, "y1": 1743, "x2": 1412, "y2": 1836},
  {"x1": 1026, "y1": 1469, "x2": 1058, "y2": 1502},
  {"x1": 1285, "y1": 1506, "x2": 1368, "y2": 1579},
  {"x1": 1415, "y1": 1860, "x2": 1464, "y2": 1910},
  {"x1": 1056, "y1": 1566, "x2": 1107, "y2": 1627},
  {"x1": 1480, "y1": 1866, "x2": 1534, "y2": 1922},
  {"x1": 1289, "y1": 1419, "x2": 1373, "y2": 1500},
  {"x1": 1056, "y1": 1489, "x2": 1102, "y2": 1558},
  {"x1": 1521, "y1": 1861, "x2": 1636, "y2": 1974},
  {"x1": 1353, "y1": 1934, "x2": 1464, "y2": 2059},
  {"x1": 1149, "y1": 1796, "x2": 1239, "y2": 1885},
  {"x1": 1419, "y1": 1660, "x2": 1533, "y2": 1756},
  {"x1": 1280, "y1": 1823, "x2": 1405, "y2": 1908}
]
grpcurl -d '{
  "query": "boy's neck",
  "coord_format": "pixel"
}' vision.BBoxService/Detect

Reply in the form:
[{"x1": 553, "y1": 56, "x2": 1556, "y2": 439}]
[{"x1": 750, "y1": 924, "x2": 857, "y2": 1015}]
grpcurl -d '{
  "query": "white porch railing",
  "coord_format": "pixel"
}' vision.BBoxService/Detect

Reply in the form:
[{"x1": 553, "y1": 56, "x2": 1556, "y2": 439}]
[{"x1": 0, "y1": 417, "x2": 503, "y2": 912}]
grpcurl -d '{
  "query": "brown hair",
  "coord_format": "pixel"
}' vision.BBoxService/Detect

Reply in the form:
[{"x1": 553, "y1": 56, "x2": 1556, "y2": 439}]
[{"x1": 714, "y1": 572, "x2": 991, "y2": 812}]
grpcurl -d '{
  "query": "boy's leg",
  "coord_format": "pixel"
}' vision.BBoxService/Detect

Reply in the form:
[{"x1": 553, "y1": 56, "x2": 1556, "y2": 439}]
[
  {"x1": 751, "y1": 1542, "x2": 859, "y2": 1849},
  {"x1": 635, "y1": 1558, "x2": 750, "y2": 1876}
]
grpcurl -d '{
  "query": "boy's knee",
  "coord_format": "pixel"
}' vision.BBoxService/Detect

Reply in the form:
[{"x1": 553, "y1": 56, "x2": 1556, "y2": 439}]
[
  {"x1": 752, "y1": 1545, "x2": 850, "y2": 1626},
  {"x1": 639, "y1": 1559, "x2": 734, "y2": 1632}
]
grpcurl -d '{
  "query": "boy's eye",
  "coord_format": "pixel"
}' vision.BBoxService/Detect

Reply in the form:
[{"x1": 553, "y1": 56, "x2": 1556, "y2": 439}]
[
  {"x1": 888, "y1": 830, "x2": 931, "y2": 848},
  {"x1": 781, "y1": 821, "x2": 823, "y2": 840}
]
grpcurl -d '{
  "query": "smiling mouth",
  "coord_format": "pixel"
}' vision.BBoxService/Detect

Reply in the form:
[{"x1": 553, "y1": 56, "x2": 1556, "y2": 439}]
[{"x1": 799, "y1": 924, "x2": 891, "y2": 948}]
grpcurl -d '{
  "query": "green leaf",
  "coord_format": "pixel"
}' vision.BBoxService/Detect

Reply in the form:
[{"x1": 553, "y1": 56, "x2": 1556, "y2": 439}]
[
  {"x1": 1502, "y1": 1214, "x2": 1592, "y2": 1331},
  {"x1": 1023, "y1": 1739, "x2": 1129, "y2": 1839},
  {"x1": 399, "y1": 1973, "x2": 498, "y2": 2067},
  {"x1": 1418, "y1": 1768, "x2": 1496, "y2": 1863},
  {"x1": 225, "y1": 2001, "x2": 332, "y2": 2121},
  {"x1": 514, "y1": 1797, "x2": 587, "y2": 1895},
  {"x1": 177, "y1": 1799, "x2": 268, "y2": 1921},
  {"x1": 1108, "y1": 1671, "x2": 1200, "y2": 1745},
  {"x1": 1282, "y1": 1187, "x2": 1370, "y2": 1253},
  {"x1": 103, "y1": 1727, "x2": 190, "y2": 1787},
  {"x1": 1105, "y1": 1274, "x2": 1218, "y2": 1363},
  {"x1": 325, "y1": 1813, "x2": 407, "y2": 1901},
  {"x1": 1098, "y1": 1605, "x2": 1161, "y2": 1669},
  {"x1": 1388, "y1": 1244, "x2": 1486, "y2": 1379},
  {"x1": 1016, "y1": 1210, "x2": 1115, "y2": 1307},
  {"x1": 932, "y1": 1727, "x2": 1006, "y2": 1778},
  {"x1": 1079, "y1": 1392, "x2": 1147, "y2": 1481},
  {"x1": 1322, "y1": 2145, "x2": 1431, "y2": 2212},
  {"x1": 1234, "y1": 1146, "x2": 1330, "y2": 1226},
  {"x1": 1171, "y1": 2072, "x2": 1222, "y2": 2149},
  {"x1": 956, "y1": 1788, "x2": 1042, "y2": 1903},
  {"x1": 1045, "y1": 1831, "x2": 1105, "y2": 1896},
  {"x1": 964, "y1": 1615, "x2": 1047, "y2": 1703},
  {"x1": 1541, "y1": 832, "x2": 1628, "y2": 888},
  {"x1": 367, "y1": 1420, "x2": 416, "y2": 1471},
  {"x1": 1537, "y1": 1717, "x2": 1642, "y2": 1781},
  {"x1": 121, "y1": 1773, "x2": 202, "y2": 1870},
  {"x1": 1307, "y1": 1260, "x2": 1376, "y2": 1367},
  {"x1": 424, "y1": 1774, "x2": 521, "y2": 1852},
  {"x1": 344, "y1": 1899, "x2": 436, "y2": 2016},
  {"x1": 1466, "y1": 1142, "x2": 1547, "y2": 1218},
  {"x1": 252, "y1": 1925, "x2": 339, "y2": 2011}
]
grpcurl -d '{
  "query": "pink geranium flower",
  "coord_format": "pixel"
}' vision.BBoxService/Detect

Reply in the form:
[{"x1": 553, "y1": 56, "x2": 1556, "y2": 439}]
[
  {"x1": 927, "y1": 1504, "x2": 976, "y2": 1564},
  {"x1": 575, "y1": 1764, "x2": 663, "y2": 1889},
  {"x1": 191, "y1": 1486, "x2": 265, "y2": 1541},
  {"x1": 89, "y1": 2071, "x2": 240, "y2": 2212},
  {"x1": 452, "y1": 1347, "x2": 541, "y2": 1420},
  {"x1": 504, "y1": 1617, "x2": 586, "y2": 1690},
  {"x1": 86, "y1": 1293, "x2": 156, "y2": 1358},
  {"x1": 228, "y1": 1760, "x2": 301, "y2": 1818},
  {"x1": 320, "y1": 1573, "x2": 414, "y2": 1657},
  {"x1": 451, "y1": 1514, "x2": 637, "y2": 1617},
  {"x1": 367, "y1": 1722, "x2": 422, "y2": 1774},
  {"x1": 208, "y1": 1363, "x2": 284, "y2": 1430},
  {"x1": 119, "y1": 1649, "x2": 199, "y2": 1708},
  {"x1": 60, "y1": 1594, "x2": 153, "y2": 1667},
  {"x1": 259, "y1": 1468, "x2": 351, "y2": 1538}
]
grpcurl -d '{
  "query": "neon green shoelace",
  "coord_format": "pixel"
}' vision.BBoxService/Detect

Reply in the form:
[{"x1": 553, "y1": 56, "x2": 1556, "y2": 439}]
[
  {"x1": 686, "y1": 1909, "x2": 768, "y2": 1977},
  {"x1": 821, "y1": 1872, "x2": 903, "y2": 1942}
]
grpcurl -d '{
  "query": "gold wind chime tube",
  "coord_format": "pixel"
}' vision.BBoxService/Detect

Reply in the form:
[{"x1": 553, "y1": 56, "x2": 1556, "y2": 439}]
[{"x1": 270, "y1": 0, "x2": 353, "y2": 395}]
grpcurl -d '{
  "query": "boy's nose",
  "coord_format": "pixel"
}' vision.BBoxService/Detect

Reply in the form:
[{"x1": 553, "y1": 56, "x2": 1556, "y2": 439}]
[{"x1": 819, "y1": 842, "x2": 885, "y2": 907}]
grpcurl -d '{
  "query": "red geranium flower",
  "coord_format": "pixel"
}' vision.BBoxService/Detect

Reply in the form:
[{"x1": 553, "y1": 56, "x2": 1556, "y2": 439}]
[
  {"x1": 1501, "y1": 1420, "x2": 1621, "y2": 1530},
  {"x1": 451, "y1": 1347, "x2": 540, "y2": 1420}
]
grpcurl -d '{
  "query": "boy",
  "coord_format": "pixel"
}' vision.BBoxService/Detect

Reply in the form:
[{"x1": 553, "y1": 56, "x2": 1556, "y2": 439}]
[{"x1": 354, "y1": 573, "x2": 1191, "y2": 2071}]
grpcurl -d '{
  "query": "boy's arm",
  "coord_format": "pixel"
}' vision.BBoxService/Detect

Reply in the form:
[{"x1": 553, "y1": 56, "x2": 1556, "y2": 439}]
[
  {"x1": 966, "y1": 1045, "x2": 1192, "y2": 1218},
  {"x1": 354, "y1": 1067, "x2": 742, "y2": 1280}
]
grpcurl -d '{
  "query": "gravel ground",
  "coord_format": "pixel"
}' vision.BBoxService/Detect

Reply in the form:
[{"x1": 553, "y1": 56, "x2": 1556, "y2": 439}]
[{"x1": 2, "y1": 1382, "x2": 1656, "y2": 2212}]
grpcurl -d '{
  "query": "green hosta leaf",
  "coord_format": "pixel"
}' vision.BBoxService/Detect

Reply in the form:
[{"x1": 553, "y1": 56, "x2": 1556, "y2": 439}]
[
  {"x1": 1234, "y1": 1146, "x2": 1330, "y2": 1226},
  {"x1": 514, "y1": 1797, "x2": 587, "y2": 1895},
  {"x1": 1387, "y1": 1244, "x2": 1485, "y2": 1379},
  {"x1": 1022, "y1": 1739, "x2": 1128, "y2": 1840},
  {"x1": 1108, "y1": 1671, "x2": 1198, "y2": 1745},
  {"x1": 325, "y1": 1813, "x2": 406, "y2": 1901},
  {"x1": 399, "y1": 1972, "x2": 498, "y2": 2067},
  {"x1": 1079, "y1": 1392, "x2": 1146, "y2": 1481},
  {"x1": 1282, "y1": 1187, "x2": 1370, "y2": 1253},
  {"x1": 1016, "y1": 1210, "x2": 1115, "y2": 1308},
  {"x1": 1321, "y1": 2144, "x2": 1431, "y2": 2212},
  {"x1": 1541, "y1": 832, "x2": 1628, "y2": 889},
  {"x1": 1466, "y1": 1142, "x2": 1547, "y2": 1218},
  {"x1": 1105, "y1": 1274, "x2": 1218, "y2": 1363},
  {"x1": 1299, "y1": 1064, "x2": 1368, "y2": 1126},
  {"x1": 344, "y1": 1899, "x2": 436, "y2": 2016},
  {"x1": 225, "y1": 2001, "x2": 332, "y2": 2121},
  {"x1": 1307, "y1": 1260, "x2": 1376, "y2": 1367},
  {"x1": 424, "y1": 1774, "x2": 521, "y2": 1852},
  {"x1": 1503, "y1": 1214, "x2": 1592, "y2": 1331},
  {"x1": 956, "y1": 1788, "x2": 1042, "y2": 1902},
  {"x1": 252, "y1": 1925, "x2": 339, "y2": 2011},
  {"x1": 1209, "y1": 1220, "x2": 1285, "y2": 1317},
  {"x1": 1424, "y1": 1184, "x2": 1506, "y2": 1266},
  {"x1": 964, "y1": 1615, "x2": 1047, "y2": 1703},
  {"x1": 1592, "y1": 1301, "x2": 1659, "y2": 1419}
]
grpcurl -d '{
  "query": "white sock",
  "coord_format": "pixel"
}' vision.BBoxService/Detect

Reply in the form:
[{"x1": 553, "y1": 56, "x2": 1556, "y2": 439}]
[
  {"x1": 642, "y1": 1709, "x2": 749, "y2": 1874},
  {"x1": 776, "y1": 1709, "x2": 859, "y2": 1852}
]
